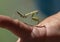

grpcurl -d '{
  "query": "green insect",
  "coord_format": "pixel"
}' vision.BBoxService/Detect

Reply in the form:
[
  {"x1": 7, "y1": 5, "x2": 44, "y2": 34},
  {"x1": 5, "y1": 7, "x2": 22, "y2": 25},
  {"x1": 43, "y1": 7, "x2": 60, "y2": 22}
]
[
  {"x1": 17, "y1": 11, "x2": 27, "y2": 18},
  {"x1": 17, "y1": 10, "x2": 39, "y2": 24},
  {"x1": 24, "y1": 10, "x2": 38, "y2": 16},
  {"x1": 32, "y1": 17, "x2": 40, "y2": 23},
  {"x1": 17, "y1": 10, "x2": 38, "y2": 18}
]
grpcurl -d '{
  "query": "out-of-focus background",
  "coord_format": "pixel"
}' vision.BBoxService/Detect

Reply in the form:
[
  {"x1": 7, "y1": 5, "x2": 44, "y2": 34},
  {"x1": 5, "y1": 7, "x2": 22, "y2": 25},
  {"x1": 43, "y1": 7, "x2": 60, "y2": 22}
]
[
  {"x1": 35, "y1": 0, "x2": 60, "y2": 16},
  {"x1": 0, "y1": 0, "x2": 60, "y2": 42}
]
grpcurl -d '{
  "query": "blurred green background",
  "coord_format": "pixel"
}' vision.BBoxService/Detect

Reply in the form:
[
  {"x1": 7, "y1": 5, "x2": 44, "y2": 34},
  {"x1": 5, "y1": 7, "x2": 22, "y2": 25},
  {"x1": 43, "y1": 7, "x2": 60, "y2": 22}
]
[{"x1": 0, "y1": 0, "x2": 46, "y2": 42}]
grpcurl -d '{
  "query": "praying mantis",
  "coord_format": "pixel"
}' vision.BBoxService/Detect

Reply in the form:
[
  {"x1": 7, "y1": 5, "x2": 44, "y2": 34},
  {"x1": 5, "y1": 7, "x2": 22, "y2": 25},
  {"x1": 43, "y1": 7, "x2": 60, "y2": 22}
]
[{"x1": 17, "y1": 10, "x2": 40, "y2": 24}]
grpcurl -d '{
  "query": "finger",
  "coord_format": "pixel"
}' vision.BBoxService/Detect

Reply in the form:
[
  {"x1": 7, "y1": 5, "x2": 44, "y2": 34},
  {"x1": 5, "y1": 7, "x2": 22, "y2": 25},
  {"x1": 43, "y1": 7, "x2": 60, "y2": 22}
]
[
  {"x1": 0, "y1": 15, "x2": 33, "y2": 38},
  {"x1": 16, "y1": 38, "x2": 21, "y2": 42}
]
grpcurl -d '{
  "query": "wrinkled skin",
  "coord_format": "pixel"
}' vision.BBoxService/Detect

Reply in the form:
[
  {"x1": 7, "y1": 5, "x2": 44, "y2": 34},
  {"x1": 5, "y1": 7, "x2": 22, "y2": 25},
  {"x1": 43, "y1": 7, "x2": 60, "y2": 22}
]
[{"x1": 0, "y1": 12, "x2": 60, "y2": 42}]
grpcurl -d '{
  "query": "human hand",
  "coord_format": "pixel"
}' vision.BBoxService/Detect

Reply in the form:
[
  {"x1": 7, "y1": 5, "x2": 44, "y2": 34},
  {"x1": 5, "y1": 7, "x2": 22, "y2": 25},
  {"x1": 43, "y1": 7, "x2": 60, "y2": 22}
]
[
  {"x1": 0, "y1": 12, "x2": 60, "y2": 42},
  {"x1": 17, "y1": 12, "x2": 60, "y2": 42}
]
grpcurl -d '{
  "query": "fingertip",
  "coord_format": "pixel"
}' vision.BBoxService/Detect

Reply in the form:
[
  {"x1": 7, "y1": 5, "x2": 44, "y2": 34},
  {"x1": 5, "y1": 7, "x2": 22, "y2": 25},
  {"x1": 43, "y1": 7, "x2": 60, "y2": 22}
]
[{"x1": 16, "y1": 38, "x2": 21, "y2": 42}]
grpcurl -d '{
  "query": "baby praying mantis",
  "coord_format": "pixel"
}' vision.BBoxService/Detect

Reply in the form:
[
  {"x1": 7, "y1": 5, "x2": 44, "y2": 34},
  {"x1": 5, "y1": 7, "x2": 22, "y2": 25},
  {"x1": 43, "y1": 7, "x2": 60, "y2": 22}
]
[
  {"x1": 17, "y1": 10, "x2": 38, "y2": 18},
  {"x1": 17, "y1": 10, "x2": 40, "y2": 24}
]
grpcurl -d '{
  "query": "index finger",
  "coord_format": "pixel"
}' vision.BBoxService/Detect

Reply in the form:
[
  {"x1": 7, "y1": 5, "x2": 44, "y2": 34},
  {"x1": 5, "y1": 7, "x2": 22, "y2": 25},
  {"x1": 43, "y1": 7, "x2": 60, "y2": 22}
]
[{"x1": 0, "y1": 15, "x2": 33, "y2": 38}]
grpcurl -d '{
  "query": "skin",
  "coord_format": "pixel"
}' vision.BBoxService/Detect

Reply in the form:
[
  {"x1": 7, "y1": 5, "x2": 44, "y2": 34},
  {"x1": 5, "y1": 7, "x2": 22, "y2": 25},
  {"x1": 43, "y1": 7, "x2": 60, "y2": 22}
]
[{"x1": 0, "y1": 12, "x2": 60, "y2": 42}]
